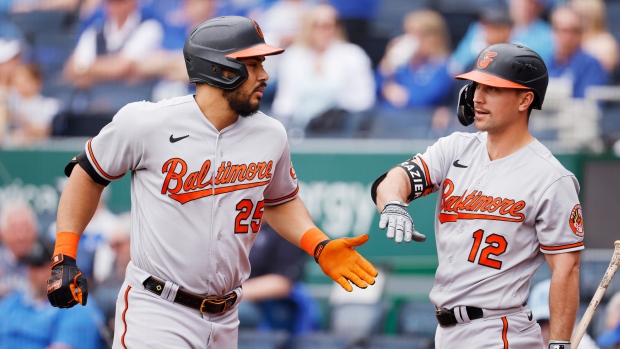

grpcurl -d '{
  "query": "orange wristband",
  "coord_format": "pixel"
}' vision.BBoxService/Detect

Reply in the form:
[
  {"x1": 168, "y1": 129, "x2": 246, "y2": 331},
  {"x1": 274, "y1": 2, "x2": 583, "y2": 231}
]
[
  {"x1": 53, "y1": 231, "x2": 80, "y2": 260},
  {"x1": 300, "y1": 228, "x2": 330, "y2": 261}
]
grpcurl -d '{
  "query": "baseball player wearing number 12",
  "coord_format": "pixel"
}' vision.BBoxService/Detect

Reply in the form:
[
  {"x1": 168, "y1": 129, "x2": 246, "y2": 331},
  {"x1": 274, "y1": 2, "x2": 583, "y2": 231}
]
[
  {"x1": 45, "y1": 16, "x2": 377, "y2": 349},
  {"x1": 372, "y1": 43, "x2": 584, "y2": 349}
]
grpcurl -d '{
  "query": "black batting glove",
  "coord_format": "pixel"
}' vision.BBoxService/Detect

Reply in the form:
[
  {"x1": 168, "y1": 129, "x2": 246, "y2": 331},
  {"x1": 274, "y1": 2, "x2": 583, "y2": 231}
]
[{"x1": 47, "y1": 254, "x2": 88, "y2": 308}]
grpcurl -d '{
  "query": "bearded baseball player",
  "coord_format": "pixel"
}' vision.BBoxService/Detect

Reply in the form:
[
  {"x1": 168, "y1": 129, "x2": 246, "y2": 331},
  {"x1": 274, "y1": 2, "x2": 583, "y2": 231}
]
[
  {"x1": 372, "y1": 43, "x2": 583, "y2": 349},
  {"x1": 46, "y1": 16, "x2": 378, "y2": 348}
]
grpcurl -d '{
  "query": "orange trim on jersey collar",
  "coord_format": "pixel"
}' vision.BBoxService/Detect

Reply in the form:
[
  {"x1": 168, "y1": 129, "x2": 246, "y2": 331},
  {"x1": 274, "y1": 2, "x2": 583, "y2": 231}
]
[{"x1": 455, "y1": 71, "x2": 529, "y2": 89}]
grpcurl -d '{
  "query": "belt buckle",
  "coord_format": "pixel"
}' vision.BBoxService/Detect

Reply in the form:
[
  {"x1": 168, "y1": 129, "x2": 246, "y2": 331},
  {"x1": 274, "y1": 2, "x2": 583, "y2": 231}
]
[{"x1": 200, "y1": 297, "x2": 227, "y2": 315}]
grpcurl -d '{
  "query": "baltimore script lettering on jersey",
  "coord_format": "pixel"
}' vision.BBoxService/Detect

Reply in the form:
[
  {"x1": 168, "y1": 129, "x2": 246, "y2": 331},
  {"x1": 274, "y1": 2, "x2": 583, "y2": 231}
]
[
  {"x1": 439, "y1": 178, "x2": 525, "y2": 223},
  {"x1": 161, "y1": 159, "x2": 273, "y2": 204}
]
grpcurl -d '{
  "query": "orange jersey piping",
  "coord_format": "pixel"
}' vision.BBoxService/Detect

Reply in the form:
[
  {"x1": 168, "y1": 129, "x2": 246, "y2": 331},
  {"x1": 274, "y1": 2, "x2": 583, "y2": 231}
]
[
  {"x1": 264, "y1": 184, "x2": 300, "y2": 204},
  {"x1": 87, "y1": 139, "x2": 124, "y2": 180},
  {"x1": 540, "y1": 241, "x2": 584, "y2": 251}
]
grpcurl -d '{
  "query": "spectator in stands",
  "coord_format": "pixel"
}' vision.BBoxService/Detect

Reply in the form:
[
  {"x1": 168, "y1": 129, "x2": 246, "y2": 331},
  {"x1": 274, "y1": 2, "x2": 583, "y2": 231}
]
[
  {"x1": 598, "y1": 320, "x2": 620, "y2": 349},
  {"x1": 0, "y1": 63, "x2": 60, "y2": 146},
  {"x1": 0, "y1": 239, "x2": 105, "y2": 349},
  {"x1": 62, "y1": 0, "x2": 164, "y2": 89},
  {"x1": 133, "y1": 0, "x2": 218, "y2": 101},
  {"x1": 0, "y1": 201, "x2": 38, "y2": 299},
  {"x1": 376, "y1": 9, "x2": 453, "y2": 109},
  {"x1": 91, "y1": 213, "x2": 131, "y2": 333},
  {"x1": 271, "y1": 3, "x2": 375, "y2": 134},
  {"x1": 450, "y1": 0, "x2": 553, "y2": 74},
  {"x1": 238, "y1": 223, "x2": 318, "y2": 336},
  {"x1": 10, "y1": 0, "x2": 90, "y2": 12},
  {"x1": 606, "y1": 292, "x2": 620, "y2": 332},
  {"x1": 449, "y1": 7, "x2": 514, "y2": 75},
  {"x1": 548, "y1": 6, "x2": 608, "y2": 99},
  {"x1": 509, "y1": 0, "x2": 554, "y2": 64},
  {"x1": 247, "y1": 0, "x2": 310, "y2": 104},
  {"x1": 570, "y1": 0, "x2": 619, "y2": 74},
  {"x1": 0, "y1": 37, "x2": 21, "y2": 97},
  {"x1": 327, "y1": 0, "x2": 379, "y2": 52},
  {"x1": 530, "y1": 279, "x2": 600, "y2": 349},
  {"x1": 0, "y1": 36, "x2": 22, "y2": 140}
]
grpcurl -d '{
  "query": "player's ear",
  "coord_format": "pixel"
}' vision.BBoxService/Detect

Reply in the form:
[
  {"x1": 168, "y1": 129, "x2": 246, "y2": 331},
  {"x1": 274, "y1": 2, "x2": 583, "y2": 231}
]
[
  {"x1": 517, "y1": 90, "x2": 535, "y2": 113},
  {"x1": 221, "y1": 68, "x2": 237, "y2": 80}
]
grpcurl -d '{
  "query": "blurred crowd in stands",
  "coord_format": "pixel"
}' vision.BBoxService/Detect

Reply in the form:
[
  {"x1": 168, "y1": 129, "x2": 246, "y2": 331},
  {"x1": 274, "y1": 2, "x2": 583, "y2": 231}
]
[
  {"x1": 0, "y1": 0, "x2": 618, "y2": 150},
  {"x1": 3, "y1": 0, "x2": 620, "y2": 348}
]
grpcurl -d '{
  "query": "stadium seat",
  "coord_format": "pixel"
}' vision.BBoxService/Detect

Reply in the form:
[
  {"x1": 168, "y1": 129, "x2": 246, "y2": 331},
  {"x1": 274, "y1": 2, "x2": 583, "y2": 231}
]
[
  {"x1": 329, "y1": 302, "x2": 389, "y2": 341},
  {"x1": 292, "y1": 332, "x2": 356, "y2": 349},
  {"x1": 52, "y1": 111, "x2": 114, "y2": 137},
  {"x1": 364, "y1": 335, "x2": 433, "y2": 349},
  {"x1": 397, "y1": 299, "x2": 438, "y2": 340},
  {"x1": 238, "y1": 330, "x2": 289, "y2": 349},
  {"x1": 367, "y1": 106, "x2": 435, "y2": 139},
  {"x1": 580, "y1": 259, "x2": 620, "y2": 304}
]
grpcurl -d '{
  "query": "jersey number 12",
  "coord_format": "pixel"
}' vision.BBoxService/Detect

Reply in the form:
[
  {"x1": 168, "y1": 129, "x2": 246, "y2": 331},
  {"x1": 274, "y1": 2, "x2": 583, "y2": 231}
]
[{"x1": 467, "y1": 229, "x2": 507, "y2": 269}]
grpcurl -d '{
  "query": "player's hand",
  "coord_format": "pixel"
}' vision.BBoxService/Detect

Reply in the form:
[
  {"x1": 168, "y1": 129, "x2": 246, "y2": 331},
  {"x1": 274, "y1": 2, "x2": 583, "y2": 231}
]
[
  {"x1": 47, "y1": 254, "x2": 88, "y2": 308},
  {"x1": 548, "y1": 341, "x2": 571, "y2": 349},
  {"x1": 317, "y1": 234, "x2": 378, "y2": 292},
  {"x1": 379, "y1": 201, "x2": 426, "y2": 243}
]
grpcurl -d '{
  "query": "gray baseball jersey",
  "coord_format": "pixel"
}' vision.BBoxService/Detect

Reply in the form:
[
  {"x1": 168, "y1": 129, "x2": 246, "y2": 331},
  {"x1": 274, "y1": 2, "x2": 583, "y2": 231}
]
[
  {"x1": 77, "y1": 95, "x2": 299, "y2": 295},
  {"x1": 412, "y1": 132, "x2": 584, "y2": 310}
]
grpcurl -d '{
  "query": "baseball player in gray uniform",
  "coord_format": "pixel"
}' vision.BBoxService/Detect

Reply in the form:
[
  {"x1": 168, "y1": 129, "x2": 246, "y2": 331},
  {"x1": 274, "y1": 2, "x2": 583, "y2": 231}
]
[
  {"x1": 46, "y1": 16, "x2": 378, "y2": 348},
  {"x1": 372, "y1": 44, "x2": 583, "y2": 349}
]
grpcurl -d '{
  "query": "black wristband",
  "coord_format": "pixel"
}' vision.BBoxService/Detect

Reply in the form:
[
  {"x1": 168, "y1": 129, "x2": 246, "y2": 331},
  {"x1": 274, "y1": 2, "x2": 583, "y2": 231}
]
[
  {"x1": 398, "y1": 158, "x2": 430, "y2": 202},
  {"x1": 313, "y1": 239, "x2": 330, "y2": 263}
]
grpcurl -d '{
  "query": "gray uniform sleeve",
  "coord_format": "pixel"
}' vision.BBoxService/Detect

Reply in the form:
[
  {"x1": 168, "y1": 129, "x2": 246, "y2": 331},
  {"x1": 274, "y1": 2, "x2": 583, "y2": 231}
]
[
  {"x1": 416, "y1": 135, "x2": 459, "y2": 195},
  {"x1": 65, "y1": 104, "x2": 145, "y2": 185},
  {"x1": 263, "y1": 141, "x2": 299, "y2": 206},
  {"x1": 535, "y1": 175, "x2": 585, "y2": 254}
]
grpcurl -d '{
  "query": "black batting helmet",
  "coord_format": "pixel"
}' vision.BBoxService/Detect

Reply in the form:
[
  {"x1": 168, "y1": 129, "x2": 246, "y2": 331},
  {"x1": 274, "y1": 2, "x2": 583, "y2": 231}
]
[
  {"x1": 183, "y1": 16, "x2": 284, "y2": 90},
  {"x1": 455, "y1": 43, "x2": 549, "y2": 126}
]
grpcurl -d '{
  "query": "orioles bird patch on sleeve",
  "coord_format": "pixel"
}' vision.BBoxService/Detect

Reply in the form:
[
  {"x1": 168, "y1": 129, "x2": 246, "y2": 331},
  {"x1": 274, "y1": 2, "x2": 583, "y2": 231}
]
[{"x1": 569, "y1": 204, "x2": 584, "y2": 237}]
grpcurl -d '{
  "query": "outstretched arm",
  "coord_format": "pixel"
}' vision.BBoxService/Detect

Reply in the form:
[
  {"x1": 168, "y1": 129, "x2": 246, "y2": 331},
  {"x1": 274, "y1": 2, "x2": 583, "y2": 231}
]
[
  {"x1": 264, "y1": 197, "x2": 378, "y2": 292},
  {"x1": 375, "y1": 167, "x2": 411, "y2": 212}
]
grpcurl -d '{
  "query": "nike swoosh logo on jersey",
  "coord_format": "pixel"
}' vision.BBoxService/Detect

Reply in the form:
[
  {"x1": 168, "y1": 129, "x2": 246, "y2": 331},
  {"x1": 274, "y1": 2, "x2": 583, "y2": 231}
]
[
  {"x1": 453, "y1": 160, "x2": 468, "y2": 168},
  {"x1": 169, "y1": 134, "x2": 189, "y2": 143},
  {"x1": 527, "y1": 311, "x2": 533, "y2": 321}
]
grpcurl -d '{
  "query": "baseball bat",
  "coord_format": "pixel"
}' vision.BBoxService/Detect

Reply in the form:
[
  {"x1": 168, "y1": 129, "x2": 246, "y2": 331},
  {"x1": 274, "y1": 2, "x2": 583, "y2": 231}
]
[{"x1": 571, "y1": 240, "x2": 620, "y2": 348}]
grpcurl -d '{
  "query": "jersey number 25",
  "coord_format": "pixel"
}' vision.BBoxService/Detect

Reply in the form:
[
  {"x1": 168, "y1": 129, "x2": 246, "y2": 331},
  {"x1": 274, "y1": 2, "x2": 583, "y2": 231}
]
[{"x1": 235, "y1": 199, "x2": 265, "y2": 234}]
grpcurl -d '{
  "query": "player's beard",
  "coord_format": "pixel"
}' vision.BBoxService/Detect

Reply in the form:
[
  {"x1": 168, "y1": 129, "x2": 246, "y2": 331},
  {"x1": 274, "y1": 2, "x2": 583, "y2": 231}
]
[{"x1": 223, "y1": 83, "x2": 265, "y2": 117}]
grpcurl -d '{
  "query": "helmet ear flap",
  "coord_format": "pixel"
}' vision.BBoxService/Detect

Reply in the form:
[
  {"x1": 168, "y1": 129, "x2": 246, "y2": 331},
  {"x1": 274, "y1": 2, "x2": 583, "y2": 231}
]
[{"x1": 457, "y1": 83, "x2": 476, "y2": 126}]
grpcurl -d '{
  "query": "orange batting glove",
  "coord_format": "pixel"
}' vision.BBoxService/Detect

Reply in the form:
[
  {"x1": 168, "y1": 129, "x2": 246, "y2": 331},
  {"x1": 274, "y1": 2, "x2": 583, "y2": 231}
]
[{"x1": 301, "y1": 228, "x2": 378, "y2": 292}]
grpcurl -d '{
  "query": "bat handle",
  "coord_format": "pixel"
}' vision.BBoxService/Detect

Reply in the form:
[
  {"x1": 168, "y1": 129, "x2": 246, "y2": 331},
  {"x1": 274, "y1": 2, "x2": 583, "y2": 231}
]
[{"x1": 571, "y1": 241, "x2": 620, "y2": 348}]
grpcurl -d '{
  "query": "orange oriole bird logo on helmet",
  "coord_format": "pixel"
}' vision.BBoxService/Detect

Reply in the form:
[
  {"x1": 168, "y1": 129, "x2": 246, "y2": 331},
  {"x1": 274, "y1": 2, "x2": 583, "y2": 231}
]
[
  {"x1": 252, "y1": 20, "x2": 264, "y2": 38},
  {"x1": 477, "y1": 50, "x2": 498, "y2": 69}
]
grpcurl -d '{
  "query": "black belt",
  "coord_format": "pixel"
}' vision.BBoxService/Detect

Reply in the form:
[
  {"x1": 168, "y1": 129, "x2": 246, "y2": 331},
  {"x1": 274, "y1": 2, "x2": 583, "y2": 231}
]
[
  {"x1": 143, "y1": 276, "x2": 238, "y2": 315},
  {"x1": 435, "y1": 306, "x2": 483, "y2": 327}
]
